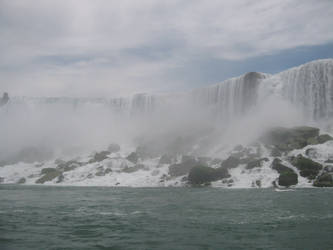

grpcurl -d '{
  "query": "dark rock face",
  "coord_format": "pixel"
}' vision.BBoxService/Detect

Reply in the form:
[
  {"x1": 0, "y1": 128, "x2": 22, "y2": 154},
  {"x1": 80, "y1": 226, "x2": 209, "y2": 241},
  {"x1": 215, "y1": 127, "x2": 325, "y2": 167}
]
[
  {"x1": 305, "y1": 148, "x2": 318, "y2": 158},
  {"x1": 221, "y1": 156, "x2": 240, "y2": 169},
  {"x1": 271, "y1": 158, "x2": 293, "y2": 174},
  {"x1": 324, "y1": 165, "x2": 333, "y2": 172},
  {"x1": 95, "y1": 166, "x2": 112, "y2": 176},
  {"x1": 108, "y1": 143, "x2": 120, "y2": 153},
  {"x1": 271, "y1": 158, "x2": 298, "y2": 187},
  {"x1": 317, "y1": 134, "x2": 333, "y2": 144},
  {"x1": 56, "y1": 160, "x2": 81, "y2": 172},
  {"x1": 169, "y1": 159, "x2": 198, "y2": 177},
  {"x1": 36, "y1": 168, "x2": 62, "y2": 184},
  {"x1": 261, "y1": 126, "x2": 321, "y2": 152},
  {"x1": 278, "y1": 172, "x2": 298, "y2": 187},
  {"x1": 126, "y1": 152, "x2": 139, "y2": 164},
  {"x1": 188, "y1": 165, "x2": 230, "y2": 185},
  {"x1": 89, "y1": 151, "x2": 110, "y2": 163},
  {"x1": 245, "y1": 158, "x2": 268, "y2": 169},
  {"x1": 17, "y1": 177, "x2": 26, "y2": 184},
  {"x1": 291, "y1": 155, "x2": 323, "y2": 179},
  {"x1": 313, "y1": 173, "x2": 333, "y2": 187}
]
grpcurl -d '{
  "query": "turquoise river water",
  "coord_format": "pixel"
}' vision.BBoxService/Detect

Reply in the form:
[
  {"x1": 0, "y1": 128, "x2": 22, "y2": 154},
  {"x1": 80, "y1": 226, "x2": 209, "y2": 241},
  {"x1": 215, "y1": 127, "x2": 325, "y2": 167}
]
[{"x1": 0, "y1": 185, "x2": 332, "y2": 250}]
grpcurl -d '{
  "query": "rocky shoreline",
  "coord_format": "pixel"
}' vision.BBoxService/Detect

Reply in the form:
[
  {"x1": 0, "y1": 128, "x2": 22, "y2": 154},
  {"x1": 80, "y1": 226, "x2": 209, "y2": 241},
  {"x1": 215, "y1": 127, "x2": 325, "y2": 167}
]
[{"x1": 0, "y1": 126, "x2": 333, "y2": 188}]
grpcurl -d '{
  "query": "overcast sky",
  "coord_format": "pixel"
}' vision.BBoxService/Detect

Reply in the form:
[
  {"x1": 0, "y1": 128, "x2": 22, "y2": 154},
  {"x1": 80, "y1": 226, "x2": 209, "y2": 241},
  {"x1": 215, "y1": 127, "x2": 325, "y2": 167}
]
[{"x1": 1, "y1": 0, "x2": 333, "y2": 97}]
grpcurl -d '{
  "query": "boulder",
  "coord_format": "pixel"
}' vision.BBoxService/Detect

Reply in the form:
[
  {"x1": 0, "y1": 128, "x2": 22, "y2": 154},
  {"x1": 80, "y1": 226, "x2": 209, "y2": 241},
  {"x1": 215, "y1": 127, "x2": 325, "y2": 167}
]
[
  {"x1": 96, "y1": 166, "x2": 112, "y2": 176},
  {"x1": 17, "y1": 177, "x2": 26, "y2": 184},
  {"x1": 324, "y1": 165, "x2": 333, "y2": 172},
  {"x1": 305, "y1": 148, "x2": 318, "y2": 158},
  {"x1": 56, "y1": 160, "x2": 81, "y2": 172},
  {"x1": 221, "y1": 156, "x2": 240, "y2": 169},
  {"x1": 36, "y1": 168, "x2": 62, "y2": 184},
  {"x1": 56, "y1": 174, "x2": 64, "y2": 183},
  {"x1": 313, "y1": 173, "x2": 333, "y2": 187},
  {"x1": 169, "y1": 159, "x2": 198, "y2": 177},
  {"x1": 271, "y1": 158, "x2": 294, "y2": 174},
  {"x1": 291, "y1": 154, "x2": 323, "y2": 179},
  {"x1": 278, "y1": 172, "x2": 298, "y2": 187},
  {"x1": 245, "y1": 158, "x2": 268, "y2": 169},
  {"x1": 89, "y1": 151, "x2": 110, "y2": 163},
  {"x1": 188, "y1": 165, "x2": 230, "y2": 186},
  {"x1": 261, "y1": 126, "x2": 320, "y2": 151},
  {"x1": 126, "y1": 152, "x2": 138, "y2": 164},
  {"x1": 317, "y1": 134, "x2": 333, "y2": 144}
]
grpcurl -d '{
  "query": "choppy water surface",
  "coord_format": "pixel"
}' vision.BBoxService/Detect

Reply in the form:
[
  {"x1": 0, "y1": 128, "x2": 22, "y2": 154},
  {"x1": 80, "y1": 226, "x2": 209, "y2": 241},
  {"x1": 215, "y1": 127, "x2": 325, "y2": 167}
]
[{"x1": 0, "y1": 185, "x2": 332, "y2": 250}]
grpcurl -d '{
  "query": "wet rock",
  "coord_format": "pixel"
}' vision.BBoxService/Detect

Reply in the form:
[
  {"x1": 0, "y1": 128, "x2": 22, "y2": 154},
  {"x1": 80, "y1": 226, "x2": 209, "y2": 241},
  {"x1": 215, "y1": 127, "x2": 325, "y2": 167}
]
[
  {"x1": 96, "y1": 166, "x2": 112, "y2": 176},
  {"x1": 56, "y1": 174, "x2": 64, "y2": 183},
  {"x1": 305, "y1": 148, "x2": 318, "y2": 158},
  {"x1": 271, "y1": 158, "x2": 294, "y2": 174},
  {"x1": 261, "y1": 126, "x2": 320, "y2": 151},
  {"x1": 126, "y1": 152, "x2": 138, "y2": 164},
  {"x1": 291, "y1": 154, "x2": 323, "y2": 179},
  {"x1": 278, "y1": 172, "x2": 298, "y2": 187},
  {"x1": 123, "y1": 164, "x2": 146, "y2": 173},
  {"x1": 169, "y1": 159, "x2": 199, "y2": 177},
  {"x1": 317, "y1": 134, "x2": 333, "y2": 144},
  {"x1": 188, "y1": 165, "x2": 230, "y2": 186},
  {"x1": 107, "y1": 143, "x2": 120, "y2": 153},
  {"x1": 313, "y1": 173, "x2": 333, "y2": 187},
  {"x1": 89, "y1": 151, "x2": 110, "y2": 163},
  {"x1": 221, "y1": 156, "x2": 240, "y2": 169},
  {"x1": 36, "y1": 168, "x2": 61, "y2": 184},
  {"x1": 245, "y1": 158, "x2": 268, "y2": 169},
  {"x1": 324, "y1": 165, "x2": 333, "y2": 172},
  {"x1": 17, "y1": 177, "x2": 26, "y2": 184},
  {"x1": 56, "y1": 160, "x2": 81, "y2": 172}
]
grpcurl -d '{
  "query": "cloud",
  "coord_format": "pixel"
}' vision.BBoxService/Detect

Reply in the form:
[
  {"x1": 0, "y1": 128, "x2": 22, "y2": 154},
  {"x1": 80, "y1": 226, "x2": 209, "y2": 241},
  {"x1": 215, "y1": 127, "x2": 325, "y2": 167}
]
[{"x1": 0, "y1": 0, "x2": 333, "y2": 97}]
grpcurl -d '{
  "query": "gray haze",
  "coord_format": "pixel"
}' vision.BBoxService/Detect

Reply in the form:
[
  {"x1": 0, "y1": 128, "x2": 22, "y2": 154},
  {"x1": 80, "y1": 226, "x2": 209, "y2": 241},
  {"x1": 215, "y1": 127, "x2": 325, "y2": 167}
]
[{"x1": 1, "y1": 0, "x2": 333, "y2": 97}]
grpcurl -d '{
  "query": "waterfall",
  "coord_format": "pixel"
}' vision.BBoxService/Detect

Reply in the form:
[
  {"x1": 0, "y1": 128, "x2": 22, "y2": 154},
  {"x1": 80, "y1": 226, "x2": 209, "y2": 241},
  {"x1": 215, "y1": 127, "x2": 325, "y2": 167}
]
[{"x1": 3, "y1": 59, "x2": 333, "y2": 123}]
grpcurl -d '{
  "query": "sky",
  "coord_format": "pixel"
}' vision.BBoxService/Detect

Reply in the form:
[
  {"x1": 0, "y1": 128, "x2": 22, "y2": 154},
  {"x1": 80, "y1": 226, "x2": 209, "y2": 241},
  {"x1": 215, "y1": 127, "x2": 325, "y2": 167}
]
[{"x1": 1, "y1": 0, "x2": 333, "y2": 98}]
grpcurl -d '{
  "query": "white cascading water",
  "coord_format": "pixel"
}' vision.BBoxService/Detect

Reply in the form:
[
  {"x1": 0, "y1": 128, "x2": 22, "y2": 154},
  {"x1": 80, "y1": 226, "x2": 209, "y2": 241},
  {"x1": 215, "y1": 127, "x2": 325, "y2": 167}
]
[
  {"x1": 4, "y1": 59, "x2": 333, "y2": 123},
  {"x1": 1, "y1": 59, "x2": 333, "y2": 187}
]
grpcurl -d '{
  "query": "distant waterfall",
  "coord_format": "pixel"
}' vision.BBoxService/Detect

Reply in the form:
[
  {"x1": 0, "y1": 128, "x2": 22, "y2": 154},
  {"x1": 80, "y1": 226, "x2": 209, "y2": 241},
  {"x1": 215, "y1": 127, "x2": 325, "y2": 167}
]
[
  {"x1": 191, "y1": 72, "x2": 269, "y2": 120},
  {"x1": 3, "y1": 59, "x2": 333, "y2": 123},
  {"x1": 259, "y1": 59, "x2": 333, "y2": 121}
]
